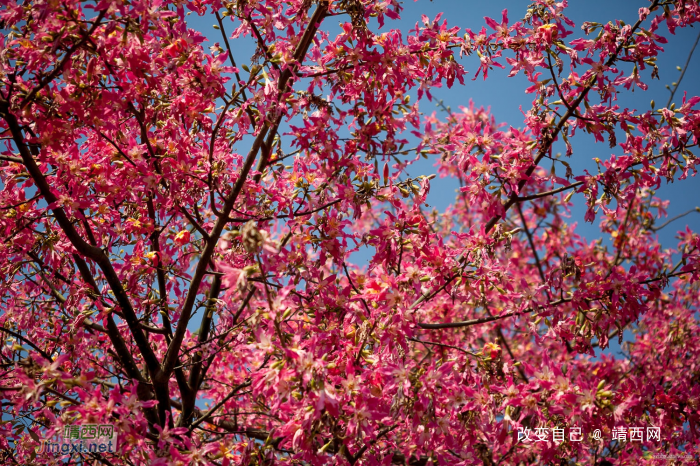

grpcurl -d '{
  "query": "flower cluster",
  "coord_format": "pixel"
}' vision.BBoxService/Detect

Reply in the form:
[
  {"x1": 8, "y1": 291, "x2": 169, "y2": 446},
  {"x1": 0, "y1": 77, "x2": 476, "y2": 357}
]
[{"x1": 0, "y1": 0, "x2": 699, "y2": 465}]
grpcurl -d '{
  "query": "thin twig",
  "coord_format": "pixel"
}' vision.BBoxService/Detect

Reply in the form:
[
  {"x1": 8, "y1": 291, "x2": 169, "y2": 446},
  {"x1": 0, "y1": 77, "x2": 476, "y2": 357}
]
[
  {"x1": 515, "y1": 181, "x2": 583, "y2": 202},
  {"x1": 418, "y1": 298, "x2": 571, "y2": 329},
  {"x1": 666, "y1": 29, "x2": 700, "y2": 108},
  {"x1": 0, "y1": 327, "x2": 53, "y2": 361},
  {"x1": 189, "y1": 380, "x2": 252, "y2": 431},
  {"x1": 407, "y1": 337, "x2": 479, "y2": 357},
  {"x1": 650, "y1": 207, "x2": 699, "y2": 232}
]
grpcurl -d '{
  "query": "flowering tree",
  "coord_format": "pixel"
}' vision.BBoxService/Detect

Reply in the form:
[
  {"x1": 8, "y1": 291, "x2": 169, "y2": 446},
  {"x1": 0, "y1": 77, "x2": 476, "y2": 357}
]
[{"x1": 1, "y1": 0, "x2": 699, "y2": 464}]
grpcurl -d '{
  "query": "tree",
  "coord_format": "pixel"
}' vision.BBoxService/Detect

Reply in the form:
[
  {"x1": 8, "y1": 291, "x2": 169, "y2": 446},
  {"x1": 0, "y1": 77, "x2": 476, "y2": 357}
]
[{"x1": 1, "y1": 0, "x2": 699, "y2": 464}]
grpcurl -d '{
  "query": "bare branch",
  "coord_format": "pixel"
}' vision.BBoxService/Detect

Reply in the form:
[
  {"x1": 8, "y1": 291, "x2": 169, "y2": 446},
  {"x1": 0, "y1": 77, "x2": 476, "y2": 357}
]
[{"x1": 418, "y1": 298, "x2": 571, "y2": 329}]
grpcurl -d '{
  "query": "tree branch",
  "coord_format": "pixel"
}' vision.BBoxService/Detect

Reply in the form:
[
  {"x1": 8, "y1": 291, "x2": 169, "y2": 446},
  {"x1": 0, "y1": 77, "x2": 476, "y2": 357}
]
[
  {"x1": 650, "y1": 207, "x2": 699, "y2": 232},
  {"x1": 666, "y1": 28, "x2": 700, "y2": 108},
  {"x1": 160, "y1": 2, "x2": 329, "y2": 383},
  {"x1": 515, "y1": 181, "x2": 583, "y2": 202},
  {"x1": 418, "y1": 298, "x2": 571, "y2": 329},
  {"x1": 483, "y1": 0, "x2": 660, "y2": 234}
]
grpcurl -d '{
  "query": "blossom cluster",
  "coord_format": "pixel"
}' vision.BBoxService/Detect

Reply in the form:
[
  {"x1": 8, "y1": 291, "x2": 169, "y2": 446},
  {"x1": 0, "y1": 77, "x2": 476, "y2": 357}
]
[{"x1": 0, "y1": 0, "x2": 699, "y2": 465}]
